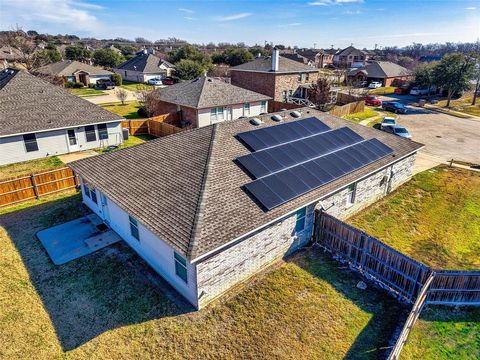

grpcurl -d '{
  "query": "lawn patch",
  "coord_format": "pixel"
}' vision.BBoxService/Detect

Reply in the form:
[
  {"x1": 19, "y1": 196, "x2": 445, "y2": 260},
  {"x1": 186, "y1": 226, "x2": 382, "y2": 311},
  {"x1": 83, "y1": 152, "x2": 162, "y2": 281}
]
[
  {"x1": 101, "y1": 101, "x2": 142, "y2": 119},
  {"x1": 348, "y1": 166, "x2": 480, "y2": 269},
  {"x1": 69, "y1": 88, "x2": 106, "y2": 97},
  {"x1": 96, "y1": 134, "x2": 156, "y2": 154},
  {"x1": 120, "y1": 81, "x2": 154, "y2": 92},
  {"x1": 0, "y1": 193, "x2": 404, "y2": 359},
  {"x1": 368, "y1": 86, "x2": 396, "y2": 95},
  {"x1": 0, "y1": 156, "x2": 64, "y2": 181},
  {"x1": 436, "y1": 95, "x2": 480, "y2": 117},
  {"x1": 343, "y1": 108, "x2": 379, "y2": 123}
]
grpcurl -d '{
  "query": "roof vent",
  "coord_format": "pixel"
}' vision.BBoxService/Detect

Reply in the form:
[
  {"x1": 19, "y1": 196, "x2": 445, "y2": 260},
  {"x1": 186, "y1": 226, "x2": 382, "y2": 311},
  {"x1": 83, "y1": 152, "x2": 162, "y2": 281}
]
[
  {"x1": 279, "y1": 108, "x2": 287, "y2": 111},
  {"x1": 250, "y1": 118, "x2": 263, "y2": 126},
  {"x1": 271, "y1": 114, "x2": 282, "y2": 122},
  {"x1": 290, "y1": 111, "x2": 301, "y2": 118}
]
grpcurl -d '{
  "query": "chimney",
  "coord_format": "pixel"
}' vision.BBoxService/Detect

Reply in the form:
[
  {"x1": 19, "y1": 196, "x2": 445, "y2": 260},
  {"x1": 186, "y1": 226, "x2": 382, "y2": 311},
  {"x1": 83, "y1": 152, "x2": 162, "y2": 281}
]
[{"x1": 272, "y1": 47, "x2": 279, "y2": 72}]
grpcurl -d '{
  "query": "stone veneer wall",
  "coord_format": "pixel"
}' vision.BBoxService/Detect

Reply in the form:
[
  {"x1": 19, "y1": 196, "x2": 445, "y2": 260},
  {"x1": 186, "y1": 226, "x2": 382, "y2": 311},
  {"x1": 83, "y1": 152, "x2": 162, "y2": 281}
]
[
  {"x1": 196, "y1": 204, "x2": 315, "y2": 308},
  {"x1": 195, "y1": 153, "x2": 416, "y2": 308}
]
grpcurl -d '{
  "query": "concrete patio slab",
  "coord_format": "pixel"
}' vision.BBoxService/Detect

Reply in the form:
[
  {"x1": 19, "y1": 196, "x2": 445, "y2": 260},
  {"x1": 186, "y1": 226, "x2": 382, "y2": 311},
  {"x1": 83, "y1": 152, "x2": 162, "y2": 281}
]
[
  {"x1": 37, "y1": 214, "x2": 121, "y2": 265},
  {"x1": 58, "y1": 150, "x2": 98, "y2": 164}
]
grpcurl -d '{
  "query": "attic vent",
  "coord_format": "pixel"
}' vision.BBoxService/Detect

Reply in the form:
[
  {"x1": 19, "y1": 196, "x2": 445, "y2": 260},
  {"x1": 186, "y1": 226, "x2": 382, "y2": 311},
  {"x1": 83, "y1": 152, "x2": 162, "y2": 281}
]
[
  {"x1": 207, "y1": 78, "x2": 212, "y2": 82},
  {"x1": 250, "y1": 118, "x2": 263, "y2": 126},
  {"x1": 290, "y1": 111, "x2": 301, "y2": 118},
  {"x1": 271, "y1": 114, "x2": 282, "y2": 122}
]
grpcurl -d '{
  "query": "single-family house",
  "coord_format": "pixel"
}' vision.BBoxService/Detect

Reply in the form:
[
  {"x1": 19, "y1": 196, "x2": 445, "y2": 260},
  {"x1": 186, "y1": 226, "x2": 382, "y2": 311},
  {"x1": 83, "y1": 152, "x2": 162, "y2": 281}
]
[
  {"x1": 151, "y1": 76, "x2": 271, "y2": 128},
  {"x1": 113, "y1": 50, "x2": 175, "y2": 83},
  {"x1": 0, "y1": 68, "x2": 124, "y2": 166},
  {"x1": 69, "y1": 107, "x2": 423, "y2": 310},
  {"x1": 34, "y1": 60, "x2": 114, "y2": 86},
  {"x1": 285, "y1": 49, "x2": 335, "y2": 69},
  {"x1": 333, "y1": 46, "x2": 369, "y2": 68},
  {"x1": 230, "y1": 48, "x2": 320, "y2": 110},
  {"x1": 348, "y1": 61, "x2": 412, "y2": 87},
  {"x1": 0, "y1": 46, "x2": 23, "y2": 68}
]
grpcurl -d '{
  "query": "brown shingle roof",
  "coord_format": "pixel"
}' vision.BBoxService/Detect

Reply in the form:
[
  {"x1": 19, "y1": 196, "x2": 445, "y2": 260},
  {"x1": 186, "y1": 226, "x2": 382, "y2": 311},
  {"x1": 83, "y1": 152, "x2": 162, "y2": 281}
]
[
  {"x1": 0, "y1": 69, "x2": 123, "y2": 137},
  {"x1": 114, "y1": 53, "x2": 174, "y2": 73},
  {"x1": 35, "y1": 60, "x2": 113, "y2": 77},
  {"x1": 348, "y1": 61, "x2": 411, "y2": 78},
  {"x1": 69, "y1": 108, "x2": 423, "y2": 261},
  {"x1": 152, "y1": 77, "x2": 271, "y2": 109},
  {"x1": 230, "y1": 56, "x2": 318, "y2": 73}
]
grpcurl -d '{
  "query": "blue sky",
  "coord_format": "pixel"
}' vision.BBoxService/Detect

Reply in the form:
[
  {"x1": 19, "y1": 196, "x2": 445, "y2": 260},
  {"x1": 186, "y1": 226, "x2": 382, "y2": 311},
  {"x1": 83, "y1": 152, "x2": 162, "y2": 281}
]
[{"x1": 1, "y1": 0, "x2": 479, "y2": 48}]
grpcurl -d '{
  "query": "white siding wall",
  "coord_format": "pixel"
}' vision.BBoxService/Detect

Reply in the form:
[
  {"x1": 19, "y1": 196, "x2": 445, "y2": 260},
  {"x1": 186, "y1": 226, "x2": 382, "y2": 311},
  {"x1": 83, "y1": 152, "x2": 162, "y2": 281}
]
[
  {"x1": 197, "y1": 101, "x2": 267, "y2": 128},
  {"x1": 113, "y1": 69, "x2": 166, "y2": 83},
  {"x1": 89, "y1": 75, "x2": 113, "y2": 85},
  {"x1": 0, "y1": 122, "x2": 123, "y2": 166},
  {"x1": 79, "y1": 179, "x2": 199, "y2": 308}
]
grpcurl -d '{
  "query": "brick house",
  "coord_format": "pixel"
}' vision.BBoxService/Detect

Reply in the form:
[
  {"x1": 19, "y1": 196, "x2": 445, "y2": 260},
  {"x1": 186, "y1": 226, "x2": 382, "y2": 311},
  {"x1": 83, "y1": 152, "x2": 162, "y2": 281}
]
[
  {"x1": 283, "y1": 49, "x2": 335, "y2": 68},
  {"x1": 333, "y1": 46, "x2": 369, "y2": 68},
  {"x1": 70, "y1": 107, "x2": 422, "y2": 309},
  {"x1": 348, "y1": 61, "x2": 413, "y2": 87},
  {"x1": 229, "y1": 48, "x2": 319, "y2": 110},
  {"x1": 151, "y1": 76, "x2": 271, "y2": 128}
]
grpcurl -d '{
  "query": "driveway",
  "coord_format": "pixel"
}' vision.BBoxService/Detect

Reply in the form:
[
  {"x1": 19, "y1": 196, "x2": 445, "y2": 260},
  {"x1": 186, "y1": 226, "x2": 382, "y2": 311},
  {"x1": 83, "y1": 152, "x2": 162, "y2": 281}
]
[
  {"x1": 395, "y1": 106, "x2": 480, "y2": 164},
  {"x1": 84, "y1": 88, "x2": 138, "y2": 105}
]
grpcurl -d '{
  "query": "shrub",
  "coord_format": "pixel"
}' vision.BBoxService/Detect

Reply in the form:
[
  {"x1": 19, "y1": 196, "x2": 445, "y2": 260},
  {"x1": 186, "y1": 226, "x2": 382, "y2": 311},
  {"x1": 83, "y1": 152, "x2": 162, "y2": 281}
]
[
  {"x1": 137, "y1": 106, "x2": 148, "y2": 118},
  {"x1": 72, "y1": 82, "x2": 84, "y2": 88},
  {"x1": 65, "y1": 81, "x2": 76, "y2": 88},
  {"x1": 112, "y1": 73, "x2": 123, "y2": 86}
]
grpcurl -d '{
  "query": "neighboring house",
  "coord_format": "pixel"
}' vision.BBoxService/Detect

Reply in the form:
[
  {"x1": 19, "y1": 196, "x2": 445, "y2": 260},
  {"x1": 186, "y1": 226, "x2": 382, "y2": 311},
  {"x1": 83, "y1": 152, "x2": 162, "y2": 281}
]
[
  {"x1": 280, "y1": 52, "x2": 314, "y2": 67},
  {"x1": 69, "y1": 107, "x2": 423, "y2": 310},
  {"x1": 333, "y1": 46, "x2": 369, "y2": 68},
  {"x1": 151, "y1": 76, "x2": 271, "y2": 128},
  {"x1": 113, "y1": 50, "x2": 175, "y2": 83},
  {"x1": 35, "y1": 60, "x2": 114, "y2": 86},
  {"x1": 0, "y1": 68, "x2": 124, "y2": 166},
  {"x1": 348, "y1": 61, "x2": 413, "y2": 87},
  {"x1": 286, "y1": 49, "x2": 335, "y2": 68},
  {"x1": 230, "y1": 48, "x2": 319, "y2": 108}
]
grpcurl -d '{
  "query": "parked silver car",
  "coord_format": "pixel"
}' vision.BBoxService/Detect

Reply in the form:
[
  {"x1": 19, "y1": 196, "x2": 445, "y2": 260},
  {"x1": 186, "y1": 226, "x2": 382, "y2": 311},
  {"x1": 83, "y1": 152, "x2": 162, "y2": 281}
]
[{"x1": 382, "y1": 125, "x2": 412, "y2": 139}]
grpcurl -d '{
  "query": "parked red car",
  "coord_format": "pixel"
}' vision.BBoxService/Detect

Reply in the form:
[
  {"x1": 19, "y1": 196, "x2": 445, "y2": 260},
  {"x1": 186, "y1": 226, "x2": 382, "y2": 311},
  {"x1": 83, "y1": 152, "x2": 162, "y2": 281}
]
[
  {"x1": 365, "y1": 95, "x2": 382, "y2": 106},
  {"x1": 394, "y1": 84, "x2": 410, "y2": 94},
  {"x1": 161, "y1": 77, "x2": 175, "y2": 85}
]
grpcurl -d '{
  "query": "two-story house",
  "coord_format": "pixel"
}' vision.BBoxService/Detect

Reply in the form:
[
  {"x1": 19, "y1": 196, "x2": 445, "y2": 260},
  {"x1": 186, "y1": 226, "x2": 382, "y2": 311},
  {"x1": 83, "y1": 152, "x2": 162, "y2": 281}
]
[
  {"x1": 151, "y1": 76, "x2": 271, "y2": 128},
  {"x1": 229, "y1": 48, "x2": 319, "y2": 111},
  {"x1": 333, "y1": 46, "x2": 369, "y2": 68},
  {"x1": 113, "y1": 49, "x2": 175, "y2": 83}
]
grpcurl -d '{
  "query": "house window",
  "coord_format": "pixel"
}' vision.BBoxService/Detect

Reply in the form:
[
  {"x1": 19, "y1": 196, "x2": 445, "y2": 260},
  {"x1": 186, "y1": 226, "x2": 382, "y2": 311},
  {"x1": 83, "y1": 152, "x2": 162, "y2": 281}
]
[
  {"x1": 295, "y1": 207, "x2": 307, "y2": 232},
  {"x1": 297, "y1": 73, "x2": 302, "y2": 81},
  {"x1": 82, "y1": 179, "x2": 97, "y2": 204},
  {"x1": 23, "y1": 133, "x2": 39, "y2": 152},
  {"x1": 346, "y1": 183, "x2": 357, "y2": 206},
  {"x1": 129, "y1": 215, "x2": 140, "y2": 241},
  {"x1": 282, "y1": 90, "x2": 287, "y2": 101},
  {"x1": 306, "y1": 73, "x2": 310, "y2": 81},
  {"x1": 288, "y1": 90, "x2": 293, "y2": 97},
  {"x1": 260, "y1": 101, "x2": 267, "y2": 113},
  {"x1": 174, "y1": 252, "x2": 188, "y2": 283},
  {"x1": 85, "y1": 125, "x2": 97, "y2": 142},
  {"x1": 210, "y1": 107, "x2": 224, "y2": 121},
  {"x1": 97, "y1": 123, "x2": 108, "y2": 140},
  {"x1": 243, "y1": 103, "x2": 250, "y2": 116}
]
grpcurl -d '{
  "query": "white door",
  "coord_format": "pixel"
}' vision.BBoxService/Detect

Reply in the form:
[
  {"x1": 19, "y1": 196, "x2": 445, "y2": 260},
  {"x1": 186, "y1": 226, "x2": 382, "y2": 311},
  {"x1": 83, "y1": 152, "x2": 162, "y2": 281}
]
[
  {"x1": 228, "y1": 107, "x2": 233, "y2": 120},
  {"x1": 100, "y1": 193, "x2": 110, "y2": 224},
  {"x1": 67, "y1": 129, "x2": 80, "y2": 152}
]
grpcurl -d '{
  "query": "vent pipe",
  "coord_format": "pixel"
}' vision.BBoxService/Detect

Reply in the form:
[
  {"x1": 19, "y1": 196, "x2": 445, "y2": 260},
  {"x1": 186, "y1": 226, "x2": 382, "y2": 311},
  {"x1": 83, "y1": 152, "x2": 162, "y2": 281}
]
[{"x1": 271, "y1": 47, "x2": 279, "y2": 72}]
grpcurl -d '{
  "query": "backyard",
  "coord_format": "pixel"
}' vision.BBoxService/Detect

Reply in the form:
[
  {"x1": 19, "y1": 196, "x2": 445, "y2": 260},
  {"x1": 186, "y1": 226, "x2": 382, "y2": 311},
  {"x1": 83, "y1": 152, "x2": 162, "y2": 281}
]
[
  {"x1": 101, "y1": 101, "x2": 142, "y2": 119},
  {"x1": 0, "y1": 156, "x2": 64, "y2": 181},
  {"x1": 96, "y1": 134, "x2": 156, "y2": 154},
  {"x1": 348, "y1": 166, "x2": 480, "y2": 270},
  {"x1": 0, "y1": 192, "x2": 405, "y2": 359}
]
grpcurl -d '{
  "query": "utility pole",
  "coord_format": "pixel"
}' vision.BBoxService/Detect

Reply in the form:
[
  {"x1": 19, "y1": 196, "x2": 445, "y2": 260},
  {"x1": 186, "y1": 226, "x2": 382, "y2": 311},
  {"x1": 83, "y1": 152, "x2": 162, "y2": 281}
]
[{"x1": 314, "y1": 42, "x2": 317, "y2": 50}]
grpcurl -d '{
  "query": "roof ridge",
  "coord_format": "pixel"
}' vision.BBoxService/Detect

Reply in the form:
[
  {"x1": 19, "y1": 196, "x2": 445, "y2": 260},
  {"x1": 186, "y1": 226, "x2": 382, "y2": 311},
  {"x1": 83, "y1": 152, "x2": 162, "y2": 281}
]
[
  {"x1": 195, "y1": 76, "x2": 208, "y2": 108},
  {"x1": 186, "y1": 124, "x2": 218, "y2": 258}
]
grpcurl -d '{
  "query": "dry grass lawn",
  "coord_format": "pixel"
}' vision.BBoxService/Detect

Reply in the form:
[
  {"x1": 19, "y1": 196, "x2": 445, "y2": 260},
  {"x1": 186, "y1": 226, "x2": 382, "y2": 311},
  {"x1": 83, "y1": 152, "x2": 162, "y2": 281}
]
[
  {"x1": 348, "y1": 166, "x2": 480, "y2": 270},
  {"x1": 0, "y1": 156, "x2": 64, "y2": 181},
  {"x1": 437, "y1": 95, "x2": 480, "y2": 117},
  {"x1": 0, "y1": 192, "x2": 404, "y2": 359}
]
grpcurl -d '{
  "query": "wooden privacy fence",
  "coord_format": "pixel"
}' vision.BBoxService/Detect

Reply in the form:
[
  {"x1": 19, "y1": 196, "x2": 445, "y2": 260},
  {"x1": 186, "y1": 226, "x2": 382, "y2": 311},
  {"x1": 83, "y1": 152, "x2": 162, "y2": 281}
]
[
  {"x1": 314, "y1": 211, "x2": 430, "y2": 303},
  {"x1": 0, "y1": 167, "x2": 78, "y2": 207},
  {"x1": 329, "y1": 101, "x2": 365, "y2": 118},
  {"x1": 122, "y1": 113, "x2": 185, "y2": 137},
  {"x1": 314, "y1": 211, "x2": 480, "y2": 306}
]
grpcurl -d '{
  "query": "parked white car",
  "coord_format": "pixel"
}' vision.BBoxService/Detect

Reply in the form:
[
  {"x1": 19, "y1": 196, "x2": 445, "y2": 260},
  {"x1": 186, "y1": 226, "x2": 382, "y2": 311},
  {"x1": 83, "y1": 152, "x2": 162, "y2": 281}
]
[
  {"x1": 380, "y1": 116, "x2": 396, "y2": 130},
  {"x1": 409, "y1": 87, "x2": 429, "y2": 95},
  {"x1": 368, "y1": 81, "x2": 382, "y2": 89},
  {"x1": 147, "y1": 78, "x2": 163, "y2": 86}
]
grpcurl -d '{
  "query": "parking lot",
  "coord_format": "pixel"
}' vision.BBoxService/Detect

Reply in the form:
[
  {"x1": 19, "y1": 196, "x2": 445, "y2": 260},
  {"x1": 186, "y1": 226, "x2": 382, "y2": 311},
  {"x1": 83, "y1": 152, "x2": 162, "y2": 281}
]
[{"x1": 393, "y1": 106, "x2": 480, "y2": 164}]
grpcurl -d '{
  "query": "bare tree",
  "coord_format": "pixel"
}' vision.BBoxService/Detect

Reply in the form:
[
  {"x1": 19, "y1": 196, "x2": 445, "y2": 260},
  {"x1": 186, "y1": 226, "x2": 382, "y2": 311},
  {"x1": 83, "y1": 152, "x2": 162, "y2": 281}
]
[
  {"x1": 115, "y1": 88, "x2": 128, "y2": 105},
  {"x1": 0, "y1": 27, "x2": 46, "y2": 70},
  {"x1": 136, "y1": 90, "x2": 157, "y2": 117},
  {"x1": 310, "y1": 78, "x2": 334, "y2": 110}
]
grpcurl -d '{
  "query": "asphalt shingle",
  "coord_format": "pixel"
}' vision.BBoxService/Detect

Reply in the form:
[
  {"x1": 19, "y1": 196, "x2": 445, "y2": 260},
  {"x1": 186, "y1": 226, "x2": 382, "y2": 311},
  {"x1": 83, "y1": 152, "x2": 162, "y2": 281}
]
[
  {"x1": 35, "y1": 60, "x2": 113, "y2": 77},
  {"x1": 230, "y1": 56, "x2": 318, "y2": 73}
]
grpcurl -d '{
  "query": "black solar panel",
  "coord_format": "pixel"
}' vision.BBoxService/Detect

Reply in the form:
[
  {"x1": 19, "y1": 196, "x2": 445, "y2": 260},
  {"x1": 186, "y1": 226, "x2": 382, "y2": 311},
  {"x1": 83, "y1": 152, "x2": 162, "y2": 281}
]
[
  {"x1": 236, "y1": 117, "x2": 330, "y2": 152},
  {"x1": 237, "y1": 127, "x2": 364, "y2": 179},
  {"x1": 244, "y1": 138, "x2": 394, "y2": 210}
]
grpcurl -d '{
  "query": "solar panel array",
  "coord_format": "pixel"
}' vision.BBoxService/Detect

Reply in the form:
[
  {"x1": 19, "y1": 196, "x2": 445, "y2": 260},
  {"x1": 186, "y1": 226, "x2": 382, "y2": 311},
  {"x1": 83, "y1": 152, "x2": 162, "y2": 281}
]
[{"x1": 237, "y1": 117, "x2": 394, "y2": 211}]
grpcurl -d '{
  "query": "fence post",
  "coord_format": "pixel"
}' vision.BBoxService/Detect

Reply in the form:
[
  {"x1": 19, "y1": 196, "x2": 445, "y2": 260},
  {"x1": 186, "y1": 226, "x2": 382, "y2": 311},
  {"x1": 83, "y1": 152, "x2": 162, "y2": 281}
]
[{"x1": 31, "y1": 174, "x2": 39, "y2": 199}]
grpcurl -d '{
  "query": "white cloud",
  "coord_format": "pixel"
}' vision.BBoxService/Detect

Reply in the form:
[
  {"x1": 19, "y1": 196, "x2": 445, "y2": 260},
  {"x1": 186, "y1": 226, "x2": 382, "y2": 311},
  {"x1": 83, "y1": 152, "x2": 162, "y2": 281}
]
[
  {"x1": 308, "y1": 0, "x2": 363, "y2": 5},
  {"x1": 178, "y1": 7, "x2": 194, "y2": 13},
  {"x1": 0, "y1": 0, "x2": 102, "y2": 33},
  {"x1": 465, "y1": 7, "x2": 476, "y2": 10},
  {"x1": 214, "y1": 13, "x2": 252, "y2": 21},
  {"x1": 343, "y1": 9, "x2": 362, "y2": 14},
  {"x1": 184, "y1": 16, "x2": 196, "y2": 20}
]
